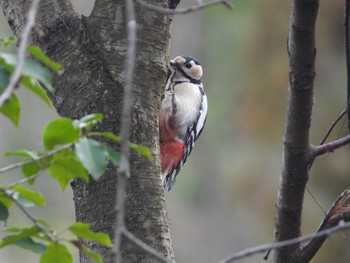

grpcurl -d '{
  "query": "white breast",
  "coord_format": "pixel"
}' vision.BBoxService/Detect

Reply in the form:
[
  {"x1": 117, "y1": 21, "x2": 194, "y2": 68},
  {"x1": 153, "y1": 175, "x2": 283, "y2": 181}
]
[{"x1": 173, "y1": 82, "x2": 202, "y2": 137}]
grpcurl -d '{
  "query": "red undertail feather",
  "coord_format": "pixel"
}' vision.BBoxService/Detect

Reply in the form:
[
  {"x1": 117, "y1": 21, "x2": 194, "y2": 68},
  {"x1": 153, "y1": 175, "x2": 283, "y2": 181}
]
[{"x1": 160, "y1": 140, "x2": 184, "y2": 175}]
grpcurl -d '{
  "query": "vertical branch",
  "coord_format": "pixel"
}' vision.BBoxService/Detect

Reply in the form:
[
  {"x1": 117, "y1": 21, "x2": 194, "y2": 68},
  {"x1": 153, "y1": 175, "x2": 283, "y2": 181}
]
[
  {"x1": 0, "y1": 0, "x2": 40, "y2": 107},
  {"x1": 345, "y1": 0, "x2": 350, "y2": 132},
  {"x1": 112, "y1": 0, "x2": 136, "y2": 262},
  {"x1": 273, "y1": 0, "x2": 319, "y2": 262}
]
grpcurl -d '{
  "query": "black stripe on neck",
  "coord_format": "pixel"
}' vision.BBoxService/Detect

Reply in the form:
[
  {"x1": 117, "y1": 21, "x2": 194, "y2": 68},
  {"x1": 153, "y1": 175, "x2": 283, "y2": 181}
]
[{"x1": 177, "y1": 67, "x2": 201, "y2": 85}]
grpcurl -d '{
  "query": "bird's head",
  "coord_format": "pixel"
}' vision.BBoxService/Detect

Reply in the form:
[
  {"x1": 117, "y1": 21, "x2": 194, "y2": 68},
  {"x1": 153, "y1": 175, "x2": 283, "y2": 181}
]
[{"x1": 170, "y1": 55, "x2": 203, "y2": 83}]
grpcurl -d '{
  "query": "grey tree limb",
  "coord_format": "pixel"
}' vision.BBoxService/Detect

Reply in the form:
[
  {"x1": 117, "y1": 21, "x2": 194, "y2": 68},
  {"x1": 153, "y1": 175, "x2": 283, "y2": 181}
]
[{"x1": 273, "y1": 0, "x2": 320, "y2": 262}]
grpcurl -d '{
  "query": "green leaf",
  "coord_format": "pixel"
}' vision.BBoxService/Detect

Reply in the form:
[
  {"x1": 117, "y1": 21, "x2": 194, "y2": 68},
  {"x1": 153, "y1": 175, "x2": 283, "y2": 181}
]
[
  {"x1": 5, "y1": 149, "x2": 51, "y2": 178},
  {"x1": 21, "y1": 76, "x2": 52, "y2": 106},
  {"x1": 5, "y1": 190, "x2": 33, "y2": 208},
  {"x1": 42, "y1": 118, "x2": 80, "y2": 150},
  {"x1": 82, "y1": 246, "x2": 103, "y2": 263},
  {"x1": 0, "y1": 195, "x2": 12, "y2": 209},
  {"x1": 75, "y1": 138, "x2": 108, "y2": 180},
  {"x1": 16, "y1": 237, "x2": 46, "y2": 254},
  {"x1": 74, "y1": 113, "x2": 103, "y2": 129},
  {"x1": 0, "y1": 36, "x2": 16, "y2": 48},
  {"x1": 0, "y1": 226, "x2": 39, "y2": 248},
  {"x1": 0, "y1": 66, "x2": 10, "y2": 92},
  {"x1": 0, "y1": 53, "x2": 52, "y2": 90},
  {"x1": 27, "y1": 46, "x2": 62, "y2": 72},
  {"x1": 68, "y1": 222, "x2": 113, "y2": 248},
  {"x1": 0, "y1": 94, "x2": 20, "y2": 126},
  {"x1": 48, "y1": 152, "x2": 89, "y2": 191},
  {"x1": 22, "y1": 162, "x2": 41, "y2": 178},
  {"x1": 40, "y1": 243, "x2": 73, "y2": 263},
  {"x1": 5, "y1": 149, "x2": 40, "y2": 159},
  {"x1": 9, "y1": 185, "x2": 46, "y2": 206},
  {"x1": 36, "y1": 219, "x2": 50, "y2": 229},
  {"x1": 106, "y1": 147, "x2": 121, "y2": 167},
  {"x1": 128, "y1": 143, "x2": 153, "y2": 160},
  {"x1": 100, "y1": 132, "x2": 152, "y2": 160},
  {"x1": 100, "y1": 132, "x2": 121, "y2": 143},
  {"x1": 5, "y1": 149, "x2": 43, "y2": 178},
  {"x1": 0, "y1": 202, "x2": 9, "y2": 221}
]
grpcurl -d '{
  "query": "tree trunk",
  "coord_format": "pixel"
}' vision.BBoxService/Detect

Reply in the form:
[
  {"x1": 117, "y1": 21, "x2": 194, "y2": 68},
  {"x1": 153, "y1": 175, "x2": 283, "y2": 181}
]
[
  {"x1": 273, "y1": 0, "x2": 319, "y2": 262},
  {"x1": 1, "y1": 0, "x2": 175, "y2": 262}
]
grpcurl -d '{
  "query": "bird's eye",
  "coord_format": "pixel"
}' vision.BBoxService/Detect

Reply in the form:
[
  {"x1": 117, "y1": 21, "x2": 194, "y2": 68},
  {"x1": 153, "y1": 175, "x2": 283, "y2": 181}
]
[{"x1": 185, "y1": 63, "x2": 192, "y2": 69}]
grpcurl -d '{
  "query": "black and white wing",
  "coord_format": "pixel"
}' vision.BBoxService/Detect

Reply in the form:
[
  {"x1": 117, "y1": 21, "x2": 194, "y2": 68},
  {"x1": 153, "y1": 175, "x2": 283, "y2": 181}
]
[{"x1": 164, "y1": 85, "x2": 208, "y2": 191}]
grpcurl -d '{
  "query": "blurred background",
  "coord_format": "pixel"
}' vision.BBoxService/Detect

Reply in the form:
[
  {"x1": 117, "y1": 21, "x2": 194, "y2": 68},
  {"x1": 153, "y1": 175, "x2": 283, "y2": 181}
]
[{"x1": 1, "y1": 0, "x2": 350, "y2": 262}]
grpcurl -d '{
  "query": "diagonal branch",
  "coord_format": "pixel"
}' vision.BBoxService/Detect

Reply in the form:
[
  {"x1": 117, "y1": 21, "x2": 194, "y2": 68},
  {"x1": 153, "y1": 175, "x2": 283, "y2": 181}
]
[
  {"x1": 0, "y1": 0, "x2": 40, "y2": 108},
  {"x1": 319, "y1": 109, "x2": 347, "y2": 146},
  {"x1": 0, "y1": 144, "x2": 72, "y2": 174},
  {"x1": 218, "y1": 220, "x2": 350, "y2": 263},
  {"x1": 0, "y1": 187, "x2": 55, "y2": 241},
  {"x1": 310, "y1": 134, "x2": 350, "y2": 157},
  {"x1": 298, "y1": 187, "x2": 350, "y2": 262},
  {"x1": 221, "y1": 187, "x2": 350, "y2": 262}
]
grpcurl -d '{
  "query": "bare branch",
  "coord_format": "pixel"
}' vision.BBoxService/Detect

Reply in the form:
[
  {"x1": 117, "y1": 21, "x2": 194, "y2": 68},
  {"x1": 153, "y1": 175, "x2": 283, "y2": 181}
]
[
  {"x1": 0, "y1": 0, "x2": 40, "y2": 108},
  {"x1": 310, "y1": 134, "x2": 350, "y2": 157},
  {"x1": 136, "y1": 0, "x2": 234, "y2": 14},
  {"x1": 112, "y1": 0, "x2": 136, "y2": 262},
  {"x1": 320, "y1": 110, "x2": 347, "y2": 146},
  {"x1": 219, "y1": 221, "x2": 350, "y2": 263},
  {"x1": 0, "y1": 144, "x2": 72, "y2": 174},
  {"x1": 308, "y1": 109, "x2": 347, "y2": 170},
  {"x1": 298, "y1": 187, "x2": 350, "y2": 262},
  {"x1": 123, "y1": 229, "x2": 170, "y2": 263},
  {"x1": 6, "y1": 174, "x2": 39, "y2": 188},
  {"x1": 273, "y1": 1, "x2": 320, "y2": 262}
]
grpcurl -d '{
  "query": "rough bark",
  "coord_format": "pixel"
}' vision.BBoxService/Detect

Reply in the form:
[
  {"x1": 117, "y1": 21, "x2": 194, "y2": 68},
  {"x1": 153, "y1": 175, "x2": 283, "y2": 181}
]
[
  {"x1": 1, "y1": 0, "x2": 174, "y2": 262},
  {"x1": 273, "y1": 0, "x2": 319, "y2": 262}
]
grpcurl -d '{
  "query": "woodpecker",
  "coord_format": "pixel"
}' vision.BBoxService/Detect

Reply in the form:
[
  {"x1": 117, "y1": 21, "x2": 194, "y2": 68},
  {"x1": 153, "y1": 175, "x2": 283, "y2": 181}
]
[{"x1": 159, "y1": 55, "x2": 208, "y2": 192}]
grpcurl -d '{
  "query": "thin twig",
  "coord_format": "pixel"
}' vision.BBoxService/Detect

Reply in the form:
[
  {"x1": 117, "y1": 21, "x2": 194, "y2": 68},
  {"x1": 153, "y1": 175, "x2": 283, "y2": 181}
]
[
  {"x1": 112, "y1": 0, "x2": 137, "y2": 262},
  {"x1": 0, "y1": 144, "x2": 72, "y2": 174},
  {"x1": 297, "y1": 187, "x2": 350, "y2": 262},
  {"x1": 308, "y1": 109, "x2": 347, "y2": 171},
  {"x1": 310, "y1": 134, "x2": 350, "y2": 157},
  {"x1": 123, "y1": 229, "x2": 171, "y2": 263},
  {"x1": 6, "y1": 174, "x2": 39, "y2": 188},
  {"x1": 306, "y1": 110, "x2": 347, "y2": 217},
  {"x1": 320, "y1": 110, "x2": 347, "y2": 146},
  {"x1": 136, "y1": 0, "x2": 234, "y2": 14},
  {"x1": 0, "y1": 187, "x2": 54, "y2": 241},
  {"x1": 0, "y1": 0, "x2": 41, "y2": 108},
  {"x1": 219, "y1": 221, "x2": 350, "y2": 263}
]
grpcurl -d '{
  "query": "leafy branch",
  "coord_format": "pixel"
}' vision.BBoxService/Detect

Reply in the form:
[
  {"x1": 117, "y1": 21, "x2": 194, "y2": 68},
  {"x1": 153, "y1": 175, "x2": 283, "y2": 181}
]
[
  {"x1": 0, "y1": 38, "x2": 150, "y2": 261},
  {"x1": 0, "y1": 0, "x2": 41, "y2": 107}
]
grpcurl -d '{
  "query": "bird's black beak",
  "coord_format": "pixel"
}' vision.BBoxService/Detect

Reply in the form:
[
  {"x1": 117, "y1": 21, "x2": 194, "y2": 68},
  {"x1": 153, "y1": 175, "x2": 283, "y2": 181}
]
[{"x1": 170, "y1": 59, "x2": 180, "y2": 71}]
